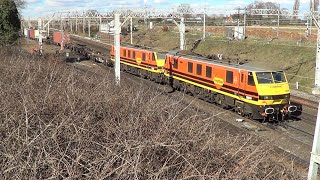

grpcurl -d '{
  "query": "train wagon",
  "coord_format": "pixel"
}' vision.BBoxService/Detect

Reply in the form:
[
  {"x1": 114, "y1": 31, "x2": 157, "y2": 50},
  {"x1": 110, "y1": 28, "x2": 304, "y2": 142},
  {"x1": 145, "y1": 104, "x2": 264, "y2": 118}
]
[
  {"x1": 53, "y1": 32, "x2": 71, "y2": 45},
  {"x1": 164, "y1": 51, "x2": 297, "y2": 120},
  {"x1": 110, "y1": 45, "x2": 165, "y2": 82}
]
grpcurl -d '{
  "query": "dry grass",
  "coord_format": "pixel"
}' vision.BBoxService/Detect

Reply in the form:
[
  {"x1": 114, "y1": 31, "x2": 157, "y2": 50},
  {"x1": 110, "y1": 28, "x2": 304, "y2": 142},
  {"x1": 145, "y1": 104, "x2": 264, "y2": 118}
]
[{"x1": 0, "y1": 47, "x2": 302, "y2": 179}]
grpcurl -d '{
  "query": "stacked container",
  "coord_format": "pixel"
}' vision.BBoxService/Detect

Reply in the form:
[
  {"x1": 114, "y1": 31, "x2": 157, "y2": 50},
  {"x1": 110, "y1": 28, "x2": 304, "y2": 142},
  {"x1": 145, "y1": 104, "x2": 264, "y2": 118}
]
[
  {"x1": 24, "y1": 28, "x2": 28, "y2": 37},
  {"x1": 29, "y1": 29, "x2": 35, "y2": 39},
  {"x1": 53, "y1": 32, "x2": 70, "y2": 45},
  {"x1": 35, "y1": 30, "x2": 39, "y2": 39}
]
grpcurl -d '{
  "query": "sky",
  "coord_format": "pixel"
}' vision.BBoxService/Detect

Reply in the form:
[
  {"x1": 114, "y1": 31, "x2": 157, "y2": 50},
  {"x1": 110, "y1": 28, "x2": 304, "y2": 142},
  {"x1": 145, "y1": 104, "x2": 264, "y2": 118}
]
[{"x1": 22, "y1": 0, "x2": 311, "y2": 18}]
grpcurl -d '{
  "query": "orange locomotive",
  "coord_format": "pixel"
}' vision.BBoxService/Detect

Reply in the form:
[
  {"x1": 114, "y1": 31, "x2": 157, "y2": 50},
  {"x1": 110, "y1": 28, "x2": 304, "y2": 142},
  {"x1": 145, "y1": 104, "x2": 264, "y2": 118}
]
[
  {"x1": 110, "y1": 45, "x2": 165, "y2": 82},
  {"x1": 164, "y1": 51, "x2": 298, "y2": 120}
]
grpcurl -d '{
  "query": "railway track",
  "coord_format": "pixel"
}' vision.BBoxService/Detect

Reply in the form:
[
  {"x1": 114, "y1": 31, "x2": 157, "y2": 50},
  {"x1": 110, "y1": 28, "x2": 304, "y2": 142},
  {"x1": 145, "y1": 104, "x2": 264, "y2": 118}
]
[{"x1": 291, "y1": 95, "x2": 318, "y2": 109}]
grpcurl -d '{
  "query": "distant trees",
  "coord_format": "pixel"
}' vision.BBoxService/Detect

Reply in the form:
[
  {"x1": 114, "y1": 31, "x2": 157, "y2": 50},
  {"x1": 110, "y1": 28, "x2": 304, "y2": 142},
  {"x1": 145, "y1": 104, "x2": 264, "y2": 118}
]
[
  {"x1": 177, "y1": 4, "x2": 194, "y2": 18},
  {"x1": 0, "y1": 0, "x2": 22, "y2": 46},
  {"x1": 246, "y1": 1, "x2": 280, "y2": 10}
]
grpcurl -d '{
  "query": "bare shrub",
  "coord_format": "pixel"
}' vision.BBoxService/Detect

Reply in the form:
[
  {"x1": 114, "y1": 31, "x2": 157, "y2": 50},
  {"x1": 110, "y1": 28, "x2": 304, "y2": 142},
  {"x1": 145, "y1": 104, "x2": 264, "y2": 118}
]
[{"x1": 0, "y1": 47, "x2": 302, "y2": 179}]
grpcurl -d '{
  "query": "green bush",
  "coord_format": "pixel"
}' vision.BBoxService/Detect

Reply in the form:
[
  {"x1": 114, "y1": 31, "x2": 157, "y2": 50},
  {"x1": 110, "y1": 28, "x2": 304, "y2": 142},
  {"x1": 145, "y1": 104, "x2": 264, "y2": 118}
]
[{"x1": 0, "y1": 0, "x2": 21, "y2": 46}]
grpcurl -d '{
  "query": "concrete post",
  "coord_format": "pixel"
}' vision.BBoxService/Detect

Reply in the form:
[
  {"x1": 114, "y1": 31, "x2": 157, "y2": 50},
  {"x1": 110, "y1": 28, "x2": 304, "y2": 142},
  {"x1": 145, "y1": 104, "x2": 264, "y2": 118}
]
[
  {"x1": 130, "y1": 17, "x2": 133, "y2": 44},
  {"x1": 83, "y1": 17, "x2": 85, "y2": 34},
  {"x1": 114, "y1": 14, "x2": 121, "y2": 85},
  {"x1": 277, "y1": 9, "x2": 280, "y2": 37},
  {"x1": 180, "y1": 17, "x2": 185, "y2": 50},
  {"x1": 61, "y1": 19, "x2": 64, "y2": 51},
  {"x1": 88, "y1": 19, "x2": 91, "y2": 37},
  {"x1": 47, "y1": 21, "x2": 50, "y2": 37},
  {"x1": 244, "y1": 9, "x2": 246, "y2": 38},
  {"x1": 203, "y1": 12, "x2": 206, "y2": 40},
  {"x1": 76, "y1": 17, "x2": 78, "y2": 32},
  {"x1": 70, "y1": 20, "x2": 73, "y2": 32},
  {"x1": 99, "y1": 17, "x2": 102, "y2": 32},
  {"x1": 149, "y1": 22, "x2": 153, "y2": 29},
  {"x1": 308, "y1": 101, "x2": 320, "y2": 179},
  {"x1": 38, "y1": 18, "x2": 43, "y2": 55},
  {"x1": 313, "y1": 28, "x2": 320, "y2": 92}
]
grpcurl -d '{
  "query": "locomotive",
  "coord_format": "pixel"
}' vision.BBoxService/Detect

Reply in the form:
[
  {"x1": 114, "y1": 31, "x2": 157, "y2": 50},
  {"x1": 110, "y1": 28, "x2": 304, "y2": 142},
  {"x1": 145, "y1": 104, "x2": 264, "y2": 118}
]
[{"x1": 110, "y1": 45, "x2": 298, "y2": 120}]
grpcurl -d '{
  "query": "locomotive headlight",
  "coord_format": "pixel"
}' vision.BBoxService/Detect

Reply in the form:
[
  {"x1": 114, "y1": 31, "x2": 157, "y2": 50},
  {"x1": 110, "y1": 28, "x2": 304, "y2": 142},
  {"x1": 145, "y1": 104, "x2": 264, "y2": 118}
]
[{"x1": 260, "y1": 96, "x2": 273, "y2": 100}]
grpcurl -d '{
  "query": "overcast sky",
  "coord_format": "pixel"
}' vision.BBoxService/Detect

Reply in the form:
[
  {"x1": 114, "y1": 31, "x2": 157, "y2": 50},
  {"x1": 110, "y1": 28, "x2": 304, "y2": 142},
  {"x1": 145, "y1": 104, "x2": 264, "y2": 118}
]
[{"x1": 22, "y1": 0, "x2": 311, "y2": 18}]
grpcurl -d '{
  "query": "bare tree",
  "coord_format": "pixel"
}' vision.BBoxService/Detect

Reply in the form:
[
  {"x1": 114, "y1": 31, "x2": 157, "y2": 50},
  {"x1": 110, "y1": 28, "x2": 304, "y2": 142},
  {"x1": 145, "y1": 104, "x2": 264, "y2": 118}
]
[
  {"x1": 177, "y1": 3, "x2": 194, "y2": 18},
  {"x1": 246, "y1": 1, "x2": 279, "y2": 10}
]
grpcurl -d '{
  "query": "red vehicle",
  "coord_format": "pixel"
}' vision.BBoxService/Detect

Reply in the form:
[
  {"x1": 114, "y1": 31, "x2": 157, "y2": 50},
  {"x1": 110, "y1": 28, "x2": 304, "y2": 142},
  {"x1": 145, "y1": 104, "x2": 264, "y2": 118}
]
[{"x1": 53, "y1": 32, "x2": 70, "y2": 45}]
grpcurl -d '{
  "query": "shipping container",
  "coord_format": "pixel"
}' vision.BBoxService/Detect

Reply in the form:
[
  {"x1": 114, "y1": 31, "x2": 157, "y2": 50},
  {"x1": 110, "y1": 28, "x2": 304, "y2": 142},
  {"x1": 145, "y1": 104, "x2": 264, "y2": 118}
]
[
  {"x1": 53, "y1": 32, "x2": 71, "y2": 45},
  {"x1": 35, "y1": 30, "x2": 39, "y2": 39},
  {"x1": 24, "y1": 28, "x2": 28, "y2": 37},
  {"x1": 29, "y1": 29, "x2": 35, "y2": 39}
]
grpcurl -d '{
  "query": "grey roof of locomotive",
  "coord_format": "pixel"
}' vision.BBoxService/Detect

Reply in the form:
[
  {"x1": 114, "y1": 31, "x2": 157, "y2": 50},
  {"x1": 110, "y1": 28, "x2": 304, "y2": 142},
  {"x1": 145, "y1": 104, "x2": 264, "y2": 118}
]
[
  {"x1": 120, "y1": 45, "x2": 280, "y2": 72},
  {"x1": 167, "y1": 51, "x2": 279, "y2": 72}
]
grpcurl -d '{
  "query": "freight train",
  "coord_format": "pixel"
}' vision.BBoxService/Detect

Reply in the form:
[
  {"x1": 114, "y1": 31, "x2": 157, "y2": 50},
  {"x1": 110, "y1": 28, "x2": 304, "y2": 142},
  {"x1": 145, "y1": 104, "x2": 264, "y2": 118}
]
[
  {"x1": 109, "y1": 45, "x2": 299, "y2": 121},
  {"x1": 40, "y1": 31, "x2": 300, "y2": 121}
]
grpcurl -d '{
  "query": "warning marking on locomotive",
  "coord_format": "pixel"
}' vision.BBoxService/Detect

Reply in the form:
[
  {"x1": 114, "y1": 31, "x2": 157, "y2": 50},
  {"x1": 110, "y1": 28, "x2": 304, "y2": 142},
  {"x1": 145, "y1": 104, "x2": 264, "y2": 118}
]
[
  {"x1": 136, "y1": 58, "x2": 142, "y2": 65},
  {"x1": 213, "y1": 77, "x2": 224, "y2": 86}
]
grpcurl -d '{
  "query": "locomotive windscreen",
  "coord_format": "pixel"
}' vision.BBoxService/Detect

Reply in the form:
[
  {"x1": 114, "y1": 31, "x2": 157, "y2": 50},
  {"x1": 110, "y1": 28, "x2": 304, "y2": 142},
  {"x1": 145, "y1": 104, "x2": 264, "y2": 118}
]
[{"x1": 256, "y1": 71, "x2": 286, "y2": 84}]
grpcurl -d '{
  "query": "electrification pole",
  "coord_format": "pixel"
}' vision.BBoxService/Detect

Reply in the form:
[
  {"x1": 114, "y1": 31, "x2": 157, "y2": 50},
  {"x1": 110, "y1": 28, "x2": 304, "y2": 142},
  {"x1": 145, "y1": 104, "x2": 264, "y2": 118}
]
[
  {"x1": 237, "y1": 7, "x2": 240, "y2": 39},
  {"x1": 38, "y1": 18, "x2": 43, "y2": 55},
  {"x1": 114, "y1": 13, "x2": 121, "y2": 85},
  {"x1": 70, "y1": 20, "x2": 73, "y2": 32},
  {"x1": 88, "y1": 19, "x2": 91, "y2": 37},
  {"x1": 203, "y1": 11, "x2": 206, "y2": 40},
  {"x1": 47, "y1": 21, "x2": 50, "y2": 37},
  {"x1": 308, "y1": 6, "x2": 320, "y2": 180},
  {"x1": 311, "y1": 12, "x2": 320, "y2": 94},
  {"x1": 244, "y1": 9, "x2": 246, "y2": 38},
  {"x1": 277, "y1": 9, "x2": 280, "y2": 37},
  {"x1": 180, "y1": 18, "x2": 185, "y2": 50},
  {"x1": 308, "y1": 101, "x2": 320, "y2": 180},
  {"x1": 99, "y1": 17, "x2": 102, "y2": 32},
  {"x1": 173, "y1": 18, "x2": 185, "y2": 50},
  {"x1": 130, "y1": 17, "x2": 133, "y2": 44},
  {"x1": 76, "y1": 17, "x2": 78, "y2": 33},
  {"x1": 83, "y1": 16, "x2": 85, "y2": 34}
]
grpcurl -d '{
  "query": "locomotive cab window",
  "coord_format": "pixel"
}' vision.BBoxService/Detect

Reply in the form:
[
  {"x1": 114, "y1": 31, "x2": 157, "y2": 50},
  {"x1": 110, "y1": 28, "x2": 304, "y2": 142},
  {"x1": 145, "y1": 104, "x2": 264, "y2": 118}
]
[
  {"x1": 272, "y1": 71, "x2": 286, "y2": 83},
  {"x1": 197, "y1": 64, "x2": 202, "y2": 75},
  {"x1": 256, "y1": 72, "x2": 273, "y2": 84},
  {"x1": 248, "y1": 72, "x2": 255, "y2": 86},
  {"x1": 123, "y1": 49, "x2": 126, "y2": 57},
  {"x1": 206, "y1": 66, "x2": 212, "y2": 78},
  {"x1": 226, "y1": 71, "x2": 233, "y2": 84},
  {"x1": 128, "y1": 50, "x2": 131, "y2": 58},
  {"x1": 152, "y1": 53, "x2": 156, "y2": 61},
  {"x1": 133, "y1": 51, "x2": 136, "y2": 59},
  {"x1": 188, "y1": 62, "x2": 193, "y2": 73},
  {"x1": 173, "y1": 58, "x2": 178, "y2": 69},
  {"x1": 142, "y1": 53, "x2": 146, "y2": 61}
]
